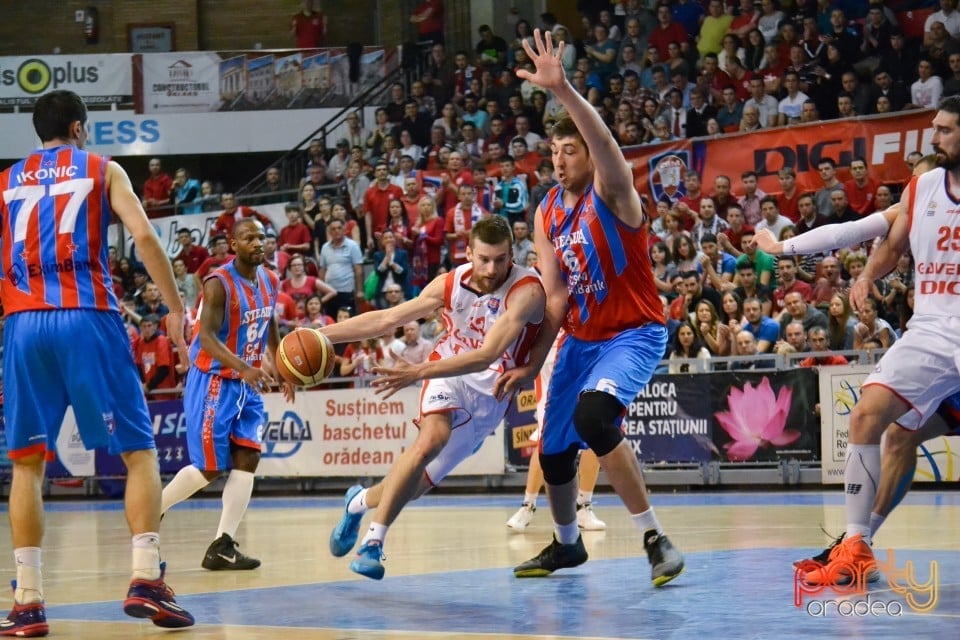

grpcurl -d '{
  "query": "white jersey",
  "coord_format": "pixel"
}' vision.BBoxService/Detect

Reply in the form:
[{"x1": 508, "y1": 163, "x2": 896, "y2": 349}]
[
  {"x1": 432, "y1": 262, "x2": 543, "y2": 393},
  {"x1": 907, "y1": 168, "x2": 960, "y2": 317}
]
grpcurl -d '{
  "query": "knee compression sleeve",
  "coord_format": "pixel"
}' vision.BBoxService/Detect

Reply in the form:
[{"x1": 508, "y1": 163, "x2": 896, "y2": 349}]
[
  {"x1": 539, "y1": 445, "x2": 579, "y2": 486},
  {"x1": 573, "y1": 391, "x2": 625, "y2": 457}
]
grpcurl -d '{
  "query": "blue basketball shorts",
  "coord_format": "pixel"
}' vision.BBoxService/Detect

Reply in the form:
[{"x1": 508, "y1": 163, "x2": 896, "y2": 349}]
[
  {"x1": 2, "y1": 310, "x2": 154, "y2": 458},
  {"x1": 183, "y1": 367, "x2": 265, "y2": 472},
  {"x1": 541, "y1": 323, "x2": 667, "y2": 456}
]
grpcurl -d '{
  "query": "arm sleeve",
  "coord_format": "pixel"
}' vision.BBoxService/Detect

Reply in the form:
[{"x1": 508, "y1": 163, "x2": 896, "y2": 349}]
[{"x1": 783, "y1": 212, "x2": 891, "y2": 256}]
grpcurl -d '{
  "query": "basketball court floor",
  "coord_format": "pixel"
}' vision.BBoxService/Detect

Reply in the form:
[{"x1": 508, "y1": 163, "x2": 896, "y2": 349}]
[{"x1": 1, "y1": 489, "x2": 956, "y2": 638}]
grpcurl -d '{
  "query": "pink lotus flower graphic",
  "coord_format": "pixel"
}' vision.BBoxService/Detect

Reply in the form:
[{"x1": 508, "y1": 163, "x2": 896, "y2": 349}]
[{"x1": 715, "y1": 377, "x2": 800, "y2": 461}]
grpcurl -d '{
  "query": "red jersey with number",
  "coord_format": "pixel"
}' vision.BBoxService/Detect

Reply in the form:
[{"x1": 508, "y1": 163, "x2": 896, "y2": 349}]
[
  {"x1": 0, "y1": 146, "x2": 118, "y2": 314},
  {"x1": 540, "y1": 184, "x2": 662, "y2": 341}
]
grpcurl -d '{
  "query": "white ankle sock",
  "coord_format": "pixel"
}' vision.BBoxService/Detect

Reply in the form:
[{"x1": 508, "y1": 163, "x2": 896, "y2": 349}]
[
  {"x1": 217, "y1": 470, "x2": 255, "y2": 539},
  {"x1": 523, "y1": 492, "x2": 538, "y2": 507},
  {"x1": 13, "y1": 547, "x2": 42, "y2": 604},
  {"x1": 360, "y1": 522, "x2": 389, "y2": 547},
  {"x1": 131, "y1": 533, "x2": 161, "y2": 581},
  {"x1": 577, "y1": 490, "x2": 593, "y2": 505},
  {"x1": 347, "y1": 488, "x2": 369, "y2": 515},
  {"x1": 631, "y1": 508, "x2": 663, "y2": 536}
]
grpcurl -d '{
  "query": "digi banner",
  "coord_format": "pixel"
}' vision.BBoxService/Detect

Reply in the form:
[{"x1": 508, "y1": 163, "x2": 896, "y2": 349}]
[
  {"x1": 0, "y1": 54, "x2": 133, "y2": 106},
  {"x1": 819, "y1": 365, "x2": 960, "y2": 484},
  {"x1": 626, "y1": 110, "x2": 934, "y2": 204}
]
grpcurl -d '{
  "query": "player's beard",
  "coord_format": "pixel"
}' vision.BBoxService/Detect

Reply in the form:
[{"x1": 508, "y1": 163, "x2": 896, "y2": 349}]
[{"x1": 934, "y1": 145, "x2": 960, "y2": 170}]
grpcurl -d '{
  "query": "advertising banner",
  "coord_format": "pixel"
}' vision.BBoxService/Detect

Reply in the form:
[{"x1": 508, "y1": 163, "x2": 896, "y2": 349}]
[
  {"x1": 109, "y1": 203, "x2": 290, "y2": 263},
  {"x1": 136, "y1": 47, "x2": 396, "y2": 114},
  {"x1": 819, "y1": 365, "x2": 960, "y2": 484},
  {"x1": 505, "y1": 369, "x2": 819, "y2": 467},
  {"x1": 0, "y1": 54, "x2": 133, "y2": 106},
  {"x1": 625, "y1": 110, "x2": 934, "y2": 204},
  {"x1": 257, "y1": 388, "x2": 505, "y2": 477}
]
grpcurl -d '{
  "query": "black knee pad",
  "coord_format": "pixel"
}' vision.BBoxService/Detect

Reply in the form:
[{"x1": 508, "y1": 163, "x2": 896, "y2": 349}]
[
  {"x1": 573, "y1": 391, "x2": 625, "y2": 457},
  {"x1": 539, "y1": 445, "x2": 579, "y2": 485}
]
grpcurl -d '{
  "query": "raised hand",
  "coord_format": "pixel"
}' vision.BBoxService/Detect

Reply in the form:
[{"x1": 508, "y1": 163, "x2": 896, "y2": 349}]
[
  {"x1": 516, "y1": 29, "x2": 566, "y2": 92},
  {"x1": 753, "y1": 229, "x2": 782, "y2": 255}
]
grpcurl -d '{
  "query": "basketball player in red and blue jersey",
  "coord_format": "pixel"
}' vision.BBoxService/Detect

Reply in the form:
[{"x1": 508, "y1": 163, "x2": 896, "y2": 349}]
[
  {"x1": 160, "y1": 218, "x2": 293, "y2": 572},
  {"x1": 0, "y1": 89, "x2": 194, "y2": 635},
  {"x1": 496, "y1": 31, "x2": 685, "y2": 586}
]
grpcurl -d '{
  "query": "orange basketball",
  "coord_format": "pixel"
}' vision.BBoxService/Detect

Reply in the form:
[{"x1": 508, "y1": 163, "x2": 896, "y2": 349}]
[{"x1": 275, "y1": 328, "x2": 337, "y2": 388}]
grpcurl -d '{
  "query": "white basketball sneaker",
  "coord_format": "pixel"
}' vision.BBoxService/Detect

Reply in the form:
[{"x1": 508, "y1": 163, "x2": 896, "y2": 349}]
[
  {"x1": 506, "y1": 502, "x2": 536, "y2": 531},
  {"x1": 576, "y1": 502, "x2": 606, "y2": 531}
]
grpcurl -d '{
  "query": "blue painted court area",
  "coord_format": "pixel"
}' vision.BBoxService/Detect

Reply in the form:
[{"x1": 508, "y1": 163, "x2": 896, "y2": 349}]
[
  {"x1": 22, "y1": 488, "x2": 960, "y2": 512},
  {"x1": 47, "y1": 548, "x2": 957, "y2": 639}
]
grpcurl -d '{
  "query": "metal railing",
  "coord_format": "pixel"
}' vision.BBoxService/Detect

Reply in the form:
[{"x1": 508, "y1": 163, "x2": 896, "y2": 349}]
[{"x1": 235, "y1": 64, "x2": 405, "y2": 200}]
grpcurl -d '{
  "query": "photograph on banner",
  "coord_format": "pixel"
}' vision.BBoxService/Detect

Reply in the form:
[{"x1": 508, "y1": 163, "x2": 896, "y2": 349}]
[
  {"x1": 712, "y1": 369, "x2": 819, "y2": 462},
  {"x1": 625, "y1": 110, "x2": 933, "y2": 203},
  {"x1": 503, "y1": 386, "x2": 538, "y2": 468},
  {"x1": 256, "y1": 388, "x2": 504, "y2": 477},
  {"x1": 625, "y1": 374, "x2": 715, "y2": 463}
]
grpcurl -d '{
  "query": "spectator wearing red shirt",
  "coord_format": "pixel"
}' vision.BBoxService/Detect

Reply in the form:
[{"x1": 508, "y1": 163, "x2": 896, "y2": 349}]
[
  {"x1": 142, "y1": 157, "x2": 172, "y2": 217},
  {"x1": 136, "y1": 314, "x2": 176, "y2": 394},
  {"x1": 771, "y1": 256, "x2": 813, "y2": 319},
  {"x1": 212, "y1": 193, "x2": 274, "y2": 243},
  {"x1": 776, "y1": 167, "x2": 801, "y2": 224},
  {"x1": 649, "y1": 4, "x2": 689, "y2": 60},
  {"x1": 263, "y1": 233, "x2": 291, "y2": 277},
  {"x1": 274, "y1": 290, "x2": 300, "y2": 334},
  {"x1": 194, "y1": 234, "x2": 233, "y2": 283},
  {"x1": 410, "y1": 0, "x2": 445, "y2": 45},
  {"x1": 291, "y1": 0, "x2": 326, "y2": 48},
  {"x1": 445, "y1": 183, "x2": 489, "y2": 266},
  {"x1": 174, "y1": 228, "x2": 209, "y2": 273},
  {"x1": 362, "y1": 162, "x2": 404, "y2": 252},
  {"x1": 278, "y1": 204, "x2": 313, "y2": 256},
  {"x1": 843, "y1": 157, "x2": 880, "y2": 216},
  {"x1": 799, "y1": 327, "x2": 849, "y2": 367}
]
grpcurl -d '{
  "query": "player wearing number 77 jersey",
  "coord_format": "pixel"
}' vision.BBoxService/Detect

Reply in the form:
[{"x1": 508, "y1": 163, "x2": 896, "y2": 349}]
[{"x1": 0, "y1": 89, "x2": 194, "y2": 634}]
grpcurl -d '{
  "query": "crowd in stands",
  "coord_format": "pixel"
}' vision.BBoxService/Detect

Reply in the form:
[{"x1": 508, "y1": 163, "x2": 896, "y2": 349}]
[{"x1": 117, "y1": 0, "x2": 952, "y2": 397}]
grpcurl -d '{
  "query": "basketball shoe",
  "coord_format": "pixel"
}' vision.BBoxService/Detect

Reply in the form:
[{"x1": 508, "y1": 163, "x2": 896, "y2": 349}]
[
  {"x1": 201, "y1": 533, "x2": 260, "y2": 570},
  {"x1": 793, "y1": 531, "x2": 845, "y2": 572},
  {"x1": 644, "y1": 530, "x2": 685, "y2": 587},
  {"x1": 330, "y1": 485, "x2": 365, "y2": 556},
  {"x1": 123, "y1": 562, "x2": 195, "y2": 628},
  {"x1": 0, "y1": 582, "x2": 48, "y2": 638},
  {"x1": 576, "y1": 502, "x2": 606, "y2": 531},
  {"x1": 513, "y1": 534, "x2": 588, "y2": 577},
  {"x1": 350, "y1": 541, "x2": 386, "y2": 580},
  {"x1": 506, "y1": 502, "x2": 536, "y2": 531},
  {"x1": 801, "y1": 534, "x2": 879, "y2": 586}
]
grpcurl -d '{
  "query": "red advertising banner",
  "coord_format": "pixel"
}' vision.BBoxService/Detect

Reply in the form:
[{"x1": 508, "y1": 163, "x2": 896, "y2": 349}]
[{"x1": 624, "y1": 110, "x2": 936, "y2": 202}]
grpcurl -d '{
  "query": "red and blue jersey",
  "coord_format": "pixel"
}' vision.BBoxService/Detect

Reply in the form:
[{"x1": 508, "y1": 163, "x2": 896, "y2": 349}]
[
  {"x1": 540, "y1": 183, "x2": 662, "y2": 341},
  {"x1": 0, "y1": 146, "x2": 118, "y2": 314},
  {"x1": 190, "y1": 261, "x2": 279, "y2": 379}
]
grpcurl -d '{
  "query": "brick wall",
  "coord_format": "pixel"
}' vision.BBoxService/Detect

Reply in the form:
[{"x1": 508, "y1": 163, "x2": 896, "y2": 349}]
[{"x1": 0, "y1": 0, "x2": 475, "y2": 56}]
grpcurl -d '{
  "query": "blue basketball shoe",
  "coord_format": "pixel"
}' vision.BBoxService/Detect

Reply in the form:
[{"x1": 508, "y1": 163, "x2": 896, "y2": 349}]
[
  {"x1": 350, "y1": 541, "x2": 386, "y2": 580},
  {"x1": 0, "y1": 582, "x2": 48, "y2": 638},
  {"x1": 123, "y1": 562, "x2": 195, "y2": 628},
  {"x1": 329, "y1": 485, "x2": 366, "y2": 557}
]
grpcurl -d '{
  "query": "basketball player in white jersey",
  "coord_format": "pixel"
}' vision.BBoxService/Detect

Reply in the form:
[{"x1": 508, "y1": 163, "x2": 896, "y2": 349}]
[
  {"x1": 803, "y1": 98, "x2": 960, "y2": 586},
  {"x1": 320, "y1": 215, "x2": 545, "y2": 580},
  {"x1": 754, "y1": 156, "x2": 960, "y2": 568}
]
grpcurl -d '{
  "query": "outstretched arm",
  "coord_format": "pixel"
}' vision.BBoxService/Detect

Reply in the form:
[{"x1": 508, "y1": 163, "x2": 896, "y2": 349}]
[
  {"x1": 756, "y1": 206, "x2": 899, "y2": 256},
  {"x1": 517, "y1": 30, "x2": 643, "y2": 227},
  {"x1": 371, "y1": 282, "x2": 546, "y2": 397},
  {"x1": 850, "y1": 190, "x2": 912, "y2": 311}
]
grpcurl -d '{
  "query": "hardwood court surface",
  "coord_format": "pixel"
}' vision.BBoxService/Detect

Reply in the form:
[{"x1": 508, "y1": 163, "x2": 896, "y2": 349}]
[{"x1": 1, "y1": 490, "x2": 956, "y2": 639}]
